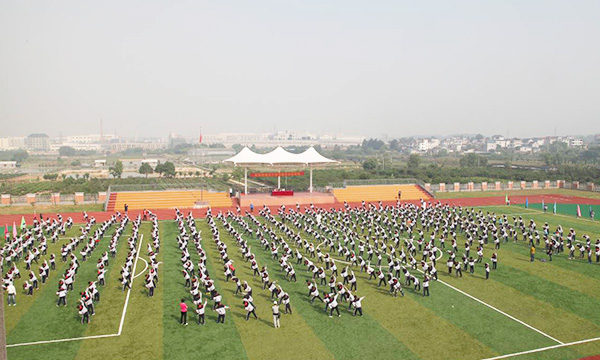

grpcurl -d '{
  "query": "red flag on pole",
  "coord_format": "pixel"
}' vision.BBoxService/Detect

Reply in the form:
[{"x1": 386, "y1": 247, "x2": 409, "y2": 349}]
[
  {"x1": 3, "y1": 225, "x2": 7, "y2": 240},
  {"x1": 577, "y1": 204, "x2": 582, "y2": 217}
]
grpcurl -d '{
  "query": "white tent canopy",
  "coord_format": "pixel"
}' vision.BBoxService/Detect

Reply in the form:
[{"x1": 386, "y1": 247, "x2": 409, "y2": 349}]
[
  {"x1": 224, "y1": 146, "x2": 337, "y2": 166},
  {"x1": 223, "y1": 146, "x2": 338, "y2": 194}
]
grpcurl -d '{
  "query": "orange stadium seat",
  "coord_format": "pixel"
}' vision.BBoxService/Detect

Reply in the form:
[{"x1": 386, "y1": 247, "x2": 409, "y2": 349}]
[
  {"x1": 332, "y1": 184, "x2": 431, "y2": 203},
  {"x1": 107, "y1": 190, "x2": 232, "y2": 211}
]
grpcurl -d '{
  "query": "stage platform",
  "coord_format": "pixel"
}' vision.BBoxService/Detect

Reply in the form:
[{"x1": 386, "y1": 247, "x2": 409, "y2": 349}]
[{"x1": 239, "y1": 191, "x2": 337, "y2": 207}]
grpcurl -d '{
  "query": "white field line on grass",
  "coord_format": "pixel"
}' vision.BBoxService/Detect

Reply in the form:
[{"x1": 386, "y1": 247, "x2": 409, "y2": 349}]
[
  {"x1": 7, "y1": 235, "x2": 144, "y2": 348},
  {"x1": 510, "y1": 206, "x2": 598, "y2": 223},
  {"x1": 134, "y1": 258, "x2": 148, "y2": 279},
  {"x1": 133, "y1": 259, "x2": 163, "y2": 280},
  {"x1": 434, "y1": 278, "x2": 564, "y2": 345},
  {"x1": 58, "y1": 235, "x2": 112, "y2": 241},
  {"x1": 309, "y1": 217, "x2": 562, "y2": 343},
  {"x1": 481, "y1": 336, "x2": 600, "y2": 360},
  {"x1": 117, "y1": 235, "x2": 143, "y2": 335},
  {"x1": 329, "y1": 254, "x2": 563, "y2": 345},
  {"x1": 5, "y1": 333, "x2": 119, "y2": 348},
  {"x1": 306, "y1": 218, "x2": 564, "y2": 345}
]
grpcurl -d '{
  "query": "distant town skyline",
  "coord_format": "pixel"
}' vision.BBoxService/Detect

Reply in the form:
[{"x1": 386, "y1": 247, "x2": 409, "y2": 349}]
[
  {"x1": 0, "y1": 130, "x2": 596, "y2": 156},
  {"x1": 1, "y1": 1, "x2": 599, "y2": 139}
]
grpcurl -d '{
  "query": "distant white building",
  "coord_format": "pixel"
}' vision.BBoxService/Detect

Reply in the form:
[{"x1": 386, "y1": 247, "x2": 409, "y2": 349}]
[
  {"x1": 51, "y1": 142, "x2": 102, "y2": 151},
  {"x1": 0, "y1": 137, "x2": 26, "y2": 150},
  {"x1": 0, "y1": 161, "x2": 17, "y2": 169},
  {"x1": 518, "y1": 146, "x2": 533, "y2": 153},
  {"x1": 119, "y1": 158, "x2": 161, "y2": 168},
  {"x1": 94, "y1": 159, "x2": 107, "y2": 167},
  {"x1": 66, "y1": 134, "x2": 116, "y2": 144},
  {"x1": 509, "y1": 139, "x2": 523, "y2": 148},
  {"x1": 415, "y1": 138, "x2": 440, "y2": 152},
  {"x1": 26, "y1": 133, "x2": 50, "y2": 151},
  {"x1": 141, "y1": 159, "x2": 160, "y2": 167},
  {"x1": 569, "y1": 137, "x2": 584, "y2": 148}
]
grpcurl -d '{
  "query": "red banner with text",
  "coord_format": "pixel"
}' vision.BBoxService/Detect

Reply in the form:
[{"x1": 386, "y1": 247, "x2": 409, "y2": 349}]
[{"x1": 249, "y1": 172, "x2": 305, "y2": 178}]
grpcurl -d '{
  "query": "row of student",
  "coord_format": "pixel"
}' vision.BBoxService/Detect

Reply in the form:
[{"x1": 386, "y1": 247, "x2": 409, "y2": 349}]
[
  {"x1": 218, "y1": 212, "x2": 292, "y2": 326},
  {"x1": 4, "y1": 213, "x2": 99, "y2": 307},
  {"x1": 79, "y1": 215, "x2": 134, "y2": 323}
]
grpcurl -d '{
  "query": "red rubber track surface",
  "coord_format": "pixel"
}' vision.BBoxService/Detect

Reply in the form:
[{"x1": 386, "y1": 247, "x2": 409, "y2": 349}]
[{"x1": 2, "y1": 194, "x2": 600, "y2": 225}]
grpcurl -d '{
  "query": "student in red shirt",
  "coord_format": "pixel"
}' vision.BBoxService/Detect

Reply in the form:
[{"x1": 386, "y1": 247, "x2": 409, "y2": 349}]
[{"x1": 180, "y1": 298, "x2": 188, "y2": 326}]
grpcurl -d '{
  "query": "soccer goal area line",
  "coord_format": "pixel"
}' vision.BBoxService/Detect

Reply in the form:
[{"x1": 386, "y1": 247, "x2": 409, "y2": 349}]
[
  {"x1": 6, "y1": 235, "x2": 144, "y2": 348},
  {"x1": 482, "y1": 336, "x2": 600, "y2": 360}
]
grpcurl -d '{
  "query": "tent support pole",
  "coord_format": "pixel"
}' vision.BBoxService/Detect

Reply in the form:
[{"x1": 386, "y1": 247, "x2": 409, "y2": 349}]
[
  {"x1": 244, "y1": 167, "x2": 248, "y2": 195},
  {"x1": 278, "y1": 170, "x2": 281, "y2": 189},
  {"x1": 309, "y1": 166, "x2": 313, "y2": 193}
]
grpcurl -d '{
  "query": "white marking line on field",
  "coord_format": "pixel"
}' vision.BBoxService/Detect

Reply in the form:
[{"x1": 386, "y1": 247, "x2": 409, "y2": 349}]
[
  {"x1": 436, "y1": 278, "x2": 563, "y2": 345},
  {"x1": 323, "y1": 241, "x2": 563, "y2": 345},
  {"x1": 134, "y1": 258, "x2": 148, "y2": 279},
  {"x1": 494, "y1": 212, "x2": 538, "y2": 216},
  {"x1": 481, "y1": 336, "x2": 600, "y2": 360},
  {"x1": 287, "y1": 215, "x2": 563, "y2": 345},
  {"x1": 133, "y1": 260, "x2": 162, "y2": 280},
  {"x1": 510, "y1": 206, "x2": 598, "y2": 223},
  {"x1": 5, "y1": 333, "x2": 119, "y2": 348},
  {"x1": 6, "y1": 235, "x2": 144, "y2": 348},
  {"x1": 316, "y1": 245, "x2": 564, "y2": 346},
  {"x1": 58, "y1": 235, "x2": 112, "y2": 241},
  {"x1": 117, "y1": 234, "x2": 143, "y2": 335}
]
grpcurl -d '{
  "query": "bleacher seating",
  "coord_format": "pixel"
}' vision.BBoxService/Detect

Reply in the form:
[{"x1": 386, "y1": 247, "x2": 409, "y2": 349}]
[
  {"x1": 332, "y1": 184, "x2": 431, "y2": 203},
  {"x1": 107, "y1": 190, "x2": 232, "y2": 211}
]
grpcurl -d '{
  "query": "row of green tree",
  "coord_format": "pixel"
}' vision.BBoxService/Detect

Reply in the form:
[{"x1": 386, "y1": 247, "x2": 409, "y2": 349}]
[
  {"x1": 0, "y1": 150, "x2": 29, "y2": 163},
  {"x1": 106, "y1": 160, "x2": 177, "y2": 178}
]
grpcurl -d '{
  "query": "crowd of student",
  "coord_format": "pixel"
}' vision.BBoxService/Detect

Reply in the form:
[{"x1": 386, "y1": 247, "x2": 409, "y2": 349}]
[
  {"x1": 0, "y1": 210, "x2": 155, "y2": 325},
  {"x1": 5, "y1": 197, "x2": 599, "y2": 329},
  {"x1": 174, "y1": 208, "x2": 288, "y2": 328},
  {"x1": 218, "y1": 212, "x2": 291, "y2": 326},
  {"x1": 214, "y1": 198, "x2": 600, "y2": 321}
]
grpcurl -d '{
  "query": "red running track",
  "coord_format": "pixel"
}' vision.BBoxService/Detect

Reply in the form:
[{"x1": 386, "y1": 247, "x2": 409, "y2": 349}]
[{"x1": 1, "y1": 194, "x2": 600, "y2": 225}]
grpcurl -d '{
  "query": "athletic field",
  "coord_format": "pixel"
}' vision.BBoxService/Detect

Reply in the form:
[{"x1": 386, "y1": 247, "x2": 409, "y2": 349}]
[{"x1": 3, "y1": 203, "x2": 600, "y2": 360}]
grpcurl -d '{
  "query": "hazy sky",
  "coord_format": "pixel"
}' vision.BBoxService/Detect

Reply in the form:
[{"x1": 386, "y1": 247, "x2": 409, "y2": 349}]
[{"x1": 1, "y1": 1, "x2": 599, "y2": 139}]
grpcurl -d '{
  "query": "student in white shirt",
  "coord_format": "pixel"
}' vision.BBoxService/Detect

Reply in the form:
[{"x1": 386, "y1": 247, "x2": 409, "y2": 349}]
[
  {"x1": 214, "y1": 302, "x2": 230, "y2": 324},
  {"x1": 244, "y1": 300, "x2": 258, "y2": 321},
  {"x1": 327, "y1": 294, "x2": 341, "y2": 318},
  {"x1": 353, "y1": 296, "x2": 366, "y2": 316},
  {"x1": 196, "y1": 300, "x2": 207, "y2": 325},
  {"x1": 6, "y1": 283, "x2": 16, "y2": 306},
  {"x1": 272, "y1": 301, "x2": 281, "y2": 328}
]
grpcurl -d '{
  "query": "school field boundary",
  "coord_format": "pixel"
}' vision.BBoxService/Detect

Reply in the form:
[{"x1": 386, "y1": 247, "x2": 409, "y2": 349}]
[{"x1": 6, "y1": 235, "x2": 144, "y2": 348}]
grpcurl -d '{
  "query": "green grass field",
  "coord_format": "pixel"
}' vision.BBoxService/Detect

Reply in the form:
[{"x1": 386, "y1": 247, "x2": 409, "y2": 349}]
[
  {"x1": 435, "y1": 188, "x2": 600, "y2": 200},
  {"x1": 516, "y1": 202, "x2": 599, "y2": 220},
  {"x1": 3, "y1": 204, "x2": 600, "y2": 360},
  {"x1": 0, "y1": 204, "x2": 104, "y2": 216}
]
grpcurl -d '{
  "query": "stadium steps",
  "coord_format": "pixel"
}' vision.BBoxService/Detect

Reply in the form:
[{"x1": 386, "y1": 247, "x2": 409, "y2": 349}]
[
  {"x1": 106, "y1": 193, "x2": 117, "y2": 212},
  {"x1": 110, "y1": 190, "x2": 233, "y2": 211},
  {"x1": 332, "y1": 184, "x2": 432, "y2": 203}
]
